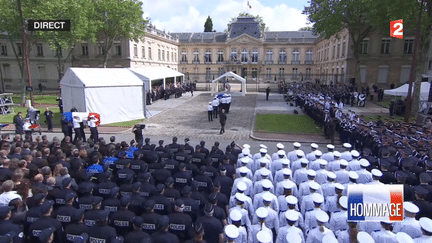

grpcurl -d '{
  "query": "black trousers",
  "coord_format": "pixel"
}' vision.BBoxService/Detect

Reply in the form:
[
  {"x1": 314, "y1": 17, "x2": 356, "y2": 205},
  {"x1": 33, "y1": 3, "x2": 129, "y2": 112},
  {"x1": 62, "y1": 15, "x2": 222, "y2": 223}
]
[
  {"x1": 73, "y1": 128, "x2": 82, "y2": 143},
  {"x1": 208, "y1": 111, "x2": 213, "y2": 121},
  {"x1": 220, "y1": 122, "x2": 225, "y2": 134},
  {"x1": 213, "y1": 106, "x2": 218, "y2": 118},
  {"x1": 90, "y1": 127, "x2": 98, "y2": 143}
]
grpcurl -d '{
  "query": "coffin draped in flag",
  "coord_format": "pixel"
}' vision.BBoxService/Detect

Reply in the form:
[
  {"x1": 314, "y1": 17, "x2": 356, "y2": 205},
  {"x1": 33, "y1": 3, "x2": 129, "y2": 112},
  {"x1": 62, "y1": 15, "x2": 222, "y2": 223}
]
[{"x1": 348, "y1": 184, "x2": 404, "y2": 222}]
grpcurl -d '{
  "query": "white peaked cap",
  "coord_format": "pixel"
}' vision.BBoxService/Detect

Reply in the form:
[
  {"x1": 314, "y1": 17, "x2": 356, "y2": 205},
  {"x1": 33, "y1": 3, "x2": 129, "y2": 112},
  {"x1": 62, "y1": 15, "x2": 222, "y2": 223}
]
[
  {"x1": 315, "y1": 210, "x2": 329, "y2": 222},
  {"x1": 404, "y1": 202, "x2": 419, "y2": 214},
  {"x1": 256, "y1": 207, "x2": 268, "y2": 218},
  {"x1": 327, "y1": 171, "x2": 336, "y2": 179},
  {"x1": 314, "y1": 150, "x2": 323, "y2": 156},
  {"x1": 229, "y1": 209, "x2": 242, "y2": 221},
  {"x1": 351, "y1": 150, "x2": 360, "y2": 157},
  {"x1": 282, "y1": 168, "x2": 292, "y2": 176},
  {"x1": 277, "y1": 150, "x2": 285, "y2": 155},
  {"x1": 333, "y1": 151, "x2": 341, "y2": 157},
  {"x1": 359, "y1": 159, "x2": 370, "y2": 167},
  {"x1": 327, "y1": 144, "x2": 335, "y2": 149},
  {"x1": 396, "y1": 232, "x2": 413, "y2": 243},
  {"x1": 243, "y1": 144, "x2": 251, "y2": 149},
  {"x1": 335, "y1": 183, "x2": 345, "y2": 191},
  {"x1": 322, "y1": 234, "x2": 339, "y2": 243},
  {"x1": 261, "y1": 179, "x2": 272, "y2": 189},
  {"x1": 296, "y1": 150, "x2": 304, "y2": 157},
  {"x1": 312, "y1": 193, "x2": 324, "y2": 204},
  {"x1": 225, "y1": 225, "x2": 239, "y2": 239},
  {"x1": 282, "y1": 180, "x2": 295, "y2": 189},
  {"x1": 349, "y1": 171, "x2": 359, "y2": 179},
  {"x1": 285, "y1": 195, "x2": 298, "y2": 205},
  {"x1": 259, "y1": 148, "x2": 267, "y2": 153},
  {"x1": 242, "y1": 148, "x2": 250, "y2": 155},
  {"x1": 319, "y1": 160, "x2": 328, "y2": 166},
  {"x1": 256, "y1": 230, "x2": 272, "y2": 243},
  {"x1": 371, "y1": 169, "x2": 383, "y2": 177},
  {"x1": 309, "y1": 181, "x2": 320, "y2": 190},
  {"x1": 293, "y1": 142, "x2": 301, "y2": 148},
  {"x1": 357, "y1": 232, "x2": 374, "y2": 243},
  {"x1": 240, "y1": 157, "x2": 249, "y2": 164},
  {"x1": 419, "y1": 217, "x2": 432, "y2": 233},
  {"x1": 285, "y1": 210, "x2": 299, "y2": 221},
  {"x1": 276, "y1": 143, "x2": 284, "y2": 149},
  {"x1": 311, "y1": 143, "x2": 319, "y2": 149},
  {"x1": 262, "y1": 192, "x2": 273, "y2": 202},
  {"x1": 343, "y1": 143, "x2": 352, "y2": 148},
  {"x1": 339, "y1": 159, "x2": 348, "y2": 166},
  {"x1": 259, "y1": 144, "x2": 268, "y2": 149},
  {"x1": 339, "y1": 196, "x2": 348, "y2": 209},
  {"x1": 237, "y1": 181, "x2": 247, "y2": 191},
  {"x1": 286, "y1": 232, "x2": 302, "y2": 243}
]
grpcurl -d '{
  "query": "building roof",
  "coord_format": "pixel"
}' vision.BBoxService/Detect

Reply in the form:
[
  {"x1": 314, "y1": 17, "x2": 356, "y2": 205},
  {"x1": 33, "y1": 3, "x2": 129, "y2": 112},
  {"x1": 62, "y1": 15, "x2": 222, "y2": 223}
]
[{"x1": 228, "y1": 17, "x2": 261, "y2": 39}]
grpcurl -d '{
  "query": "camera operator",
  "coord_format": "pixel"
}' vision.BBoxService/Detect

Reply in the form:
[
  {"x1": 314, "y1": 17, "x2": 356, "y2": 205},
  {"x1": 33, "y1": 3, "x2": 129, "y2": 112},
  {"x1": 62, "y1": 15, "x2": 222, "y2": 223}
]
[{"x1": 133, "y1": 124, "x2": 145, "y2": 147}]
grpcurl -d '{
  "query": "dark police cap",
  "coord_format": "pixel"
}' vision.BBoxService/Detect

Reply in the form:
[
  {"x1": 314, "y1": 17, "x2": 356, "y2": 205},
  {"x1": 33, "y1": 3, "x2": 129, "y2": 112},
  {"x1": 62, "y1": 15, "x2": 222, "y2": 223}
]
[
  {"x1": 165, "y1": 177, "x2": 174, "y2": 186},
  {"x1": 72, "y1": 208, "x2": 85, "y2": 222},
  {"x1": 79, "y1": 182, "x2": 93, "y2": 194},
  {"x1": 158, "y1": 215, "x2": 170, "y2": 228},
  {"x1": 214, "y1": 180, "x2": 221, "y2": 188},
  {"x1": 204, "y1": 203, "x2": 214, "y2": 213},
  {"x1": 133, "y1": 182, "x2": 142, "y2": 191},
  {"x1": 142, "y1": 173, "x2": 151, "y2": 180},
  {"x1": 40, "y1": 200, "x2": 54, "y2": 214},
  {"x1": 425, "y1": 160, "x2": 432, "y2": 168},
  {"x1": 395, "y1": 171, "x2": 408, "y2": 179},
  {"x1": 120, "y1": 196, "x2": 129, "y2": 207},
  {"x1": 73, "y1": 233, "x2": 88, "y2": 243},
  {"x1": 62, "y1": 177, "x2": 72, "y2": 188},
  {"x1": 191, "y1": 180, "x2": 199, "y2": 189},
  {"x1": 110, "y1": 187, "x2": 120, "y2": 197},
  {"x1": 145, "y1": 200, "x2": 155, "y2": 209},
  {"x1": 156, "y1": 184, "x2": 165, "y2": 193},
  {"x1": 401, "y1": 158, "x2": 415, "y2": 168},
  {"x1": 64, "y1": 192, "x2": 76, "y2": 202},
  {"x1": 414, "y1": 186, "x2": 429, "y2": 196},
  {"x1": 145, "y1": 138, "x2": 150, "y2": 143},
  {"x1": 380, "y1": 160, "x2": 392, "y2": 167},
  {"x1": 208, "y1": 193, "x2": 218, "y2": 204},
  {"x1": 0, "y1": 206, "x2": 14, "y2": 219},
  {"x1": 131, "y1": 216, "x2": 143, "y2": 227},
  {"x1": 97, "y1": 210, "x2": 110, "y2": 221},
  {"x1": 420, "y1": 172, "x2": 432, "y2": 183},
  {"x1": 174, "y1": 199, "x2": 184, "y2": 208},
  {"x1": 92, "y1": 196, "x2": 103, "y2": 205},
  {"x1": 0, "y1": 232, "x2": 17, "y2": 243},
  {"x1": 38, "y1": 227, "x2": 55, "y2": 243},
  {"x1": 33, "y1": 193, "x2": 46, "y2": 204},
  {"x1": 182, "y1": 186, "x2": 191, "y2": 194}
]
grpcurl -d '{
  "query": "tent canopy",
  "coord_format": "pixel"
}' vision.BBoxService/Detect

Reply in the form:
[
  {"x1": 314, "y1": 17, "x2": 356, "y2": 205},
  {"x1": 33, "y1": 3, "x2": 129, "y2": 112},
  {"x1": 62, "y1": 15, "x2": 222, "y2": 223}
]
[
  {"x1": 129, "y1": 67, "x2": 184, "y2": 90},
  {"x1": 211, "y1": 71, "x2": 246, "y2": 96},
  {"x1": 62, "y1": 68, "x2": 143, "y2": 88},
  {"x1": 60, "y1": 68, "x2": 145, "y2": 125},
  {"x1": 384, "y1": 82, "x2": 430, "y2": 101}
]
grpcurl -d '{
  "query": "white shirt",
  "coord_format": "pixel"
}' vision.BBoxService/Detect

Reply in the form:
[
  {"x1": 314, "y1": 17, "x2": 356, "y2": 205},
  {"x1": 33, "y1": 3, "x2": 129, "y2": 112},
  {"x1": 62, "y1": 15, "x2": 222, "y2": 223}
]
[
  {"x1": 276, "y1": 225, "x2": 305, "y2": 243},
  {"x1": 207, "y1": 104, "x2": 213, "y2": 111},
  {"x1": 211, "y1": 99, "x2": 219, "y2": 107},
  {"x1": 88, "y1": 118, "x2": 98, "y2": 128},
  {"x1": 322, "y1": 152, "x2": 335, "y2": 162},
  {"x1": 252, "y1": 206, "x2": 279, "y2": 230},
  {"x1": 23, "y1": 122, "x2": 31, "y2": 131},
  {"x1": 0, "y1": 191, "x2": 22, "y2": 206},
  {"x1": 328, "y1": 210, "x2": 348, "y2": 232},
  {"x1": 306, "y1": 226, "x2": 335, "y2": 243},
  {"x1": 393, "y1": 217, "x2": 422, "y2": 239},
  {"x1": 73, "y1": 118, "x2": 81, "y2": 129},
  {"x1": 371, "y1": 229, "x2": 397, "y2": 243}
]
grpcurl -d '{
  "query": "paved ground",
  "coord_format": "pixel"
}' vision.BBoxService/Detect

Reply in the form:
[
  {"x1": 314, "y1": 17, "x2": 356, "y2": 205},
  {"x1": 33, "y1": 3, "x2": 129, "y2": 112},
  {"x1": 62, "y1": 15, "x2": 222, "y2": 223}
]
[{"x1": 1, "y1": 91, "x2": 390, "y2": 148}]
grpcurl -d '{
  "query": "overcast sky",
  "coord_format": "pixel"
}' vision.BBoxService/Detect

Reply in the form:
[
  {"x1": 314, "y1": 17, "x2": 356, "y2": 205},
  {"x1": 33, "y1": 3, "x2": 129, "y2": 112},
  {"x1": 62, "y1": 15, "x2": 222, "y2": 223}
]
[{"x1": 141, "y1": 0, "x2": 312, "y2": 33}]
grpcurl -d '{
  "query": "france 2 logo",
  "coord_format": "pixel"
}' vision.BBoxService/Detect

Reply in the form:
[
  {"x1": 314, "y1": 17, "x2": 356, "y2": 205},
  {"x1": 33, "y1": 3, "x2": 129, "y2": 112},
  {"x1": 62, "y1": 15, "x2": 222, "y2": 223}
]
[{"x1": 390, "y1": 20, "x2": 403, "y2": 39}]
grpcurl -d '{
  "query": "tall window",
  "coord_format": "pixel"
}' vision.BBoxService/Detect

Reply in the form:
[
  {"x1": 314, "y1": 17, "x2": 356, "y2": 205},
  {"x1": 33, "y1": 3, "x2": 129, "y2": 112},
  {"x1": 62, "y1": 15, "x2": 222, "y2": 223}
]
[
  {"x1": 115, "y1": 44, "x2": 121, "y2": 56},
  {"x1": 17, "y1": 43, "x2": 23, "y2": 56},
  {"x1": 266, "y1": 50, "x2": 273, "y2": 63},
  {"x1": 342, "y1": 39, "x2": 346, "y2": 57},
  {"x1": 266, "y1": 68, "x2": 271, "y2": 78},
  {"x1": 193, "y1": 50, "x2": 200, "y2": 63},
  {"x1": 141, "y1": 46, "x2": 145, "y2": 58},
  {"x1": 181, "y1": 50, "x2": 187, "y2": 63},
  {"x1": 332, "y1": 44, "x2": 336, "y2": 59},
  {"x1": 148, "y1": 47, "x2": 152, "y2": 60},
  {"x1": 337, "y1": 43, "x2": 340, "y2": 58},
  {"x1": 133, "y1": 44, "x2": 138, "y2": 57},
  {"x1": 206, "y1": 67, "x2": 211, "y2": 79},
  {"x1": 36, "y1": 44, "x2": 43, "y2": 56},
  {"x1": 194, "y1": 68, "x2": 199, "y2": 77},
  {"x1": 292, "y1": 68, "x2": 298, "y2": 79},
  {"x1": 251, "y1": 68, "x2": 257, "y2": 78},
  {"x1": 217, "y1": 50, "x2": 224, "y2": 63},
  {"x1": 292, "y1": 49, "x2": 299, "y2": 64},
  {"x1": 172, "y1": 52, "x2": 174, "y2": 62},
  {"x1": 158, "y1": 49, "x2": 161, "y2": 60},
  {"x1": 404, "y1": 39, "x2": 414, "y2": 54},
  {"x1": 241, "y1": 49, "x2": 248, "y2": 63},
  {"x1": 381, "y1": 39, "x2": 390, "y2": 54},
  {"x1": 167, "y1": 51, "x2": 169, "y2": 61},
  {"x1": 204, "y1": 49, "x2": 212, "y2": 63},
  {"x1": 279, "y1": 68, "x2": 284, "y2": 78},
  {"x1": 230, "y1": 49, "x2": 237, "y2": 62},
  {"x1": 162, "y1": 50, "x2": 165, "y2": 61},
  {"x1": 251, "y1": 49, "x2": 258, "y2": 63},
  {"x1": 279, "y1": 49, "x2": 287, "y2": 64},
  {"x1": 97, "y1": 45, "x2": 104, "y2": 56},
  {"x1": 306, "y1": 68, "x2": 311, "y2": 79},
  {"x1": 1, "y1": 45, "x2": 7, "y2": 56},
  {"x1": 359, "y1": 40, "x2": 368, "y2": 54},
  {"x1": 305, "y1": 50, "x2": 313, "y2": 64},
  {"x1": 81, "y1": 44, "x2": 88, "y2": 56}
]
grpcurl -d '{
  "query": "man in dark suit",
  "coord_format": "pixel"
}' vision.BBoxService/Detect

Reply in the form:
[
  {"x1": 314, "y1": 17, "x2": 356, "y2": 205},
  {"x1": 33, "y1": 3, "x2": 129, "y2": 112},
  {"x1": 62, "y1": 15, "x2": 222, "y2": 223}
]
[
  {"x1": 13, "y1": 112, "x2": 23, "y2": 134},
  {"x1": 219, "y1": 109, "x2": 227, "y2": 134}
]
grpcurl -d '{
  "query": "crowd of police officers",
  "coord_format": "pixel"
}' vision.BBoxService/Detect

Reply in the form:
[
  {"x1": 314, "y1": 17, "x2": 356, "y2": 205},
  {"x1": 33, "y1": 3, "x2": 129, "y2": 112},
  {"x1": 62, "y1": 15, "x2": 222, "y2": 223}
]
[{"x1": 0, "y1": 132, "x2": 431, "y2": 243}]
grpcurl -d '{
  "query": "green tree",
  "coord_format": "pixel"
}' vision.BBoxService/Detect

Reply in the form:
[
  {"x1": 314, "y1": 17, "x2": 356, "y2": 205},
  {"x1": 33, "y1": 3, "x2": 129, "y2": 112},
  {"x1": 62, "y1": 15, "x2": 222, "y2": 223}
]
[
  {"x1": 93, "y1": 0, "x2": 148, "y2": 68},
  {"x1": 204, "y1": 16, "x2": 213, "y2": 32},
  {"x1": 303, "y1": 0, "x2": 384, "y2": 85},
  {"x1": 298, "y1": 26, "x2": 313, "y2": 31},
  {"x1": 0, "y1": 0, "x2": 38, "y2": 105},
  {"x1": 30, "y1": 0, "x2": 96, "y2": 81},
  {"x1": 228, "y1": 12, "x2": 269, "y2": 33}
]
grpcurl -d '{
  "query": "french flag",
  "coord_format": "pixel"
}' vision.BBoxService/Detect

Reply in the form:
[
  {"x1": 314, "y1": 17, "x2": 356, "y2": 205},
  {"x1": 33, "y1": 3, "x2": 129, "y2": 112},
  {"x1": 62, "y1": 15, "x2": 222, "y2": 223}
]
[{"x1": 348, "y1": 185, "x2": 404, "y2": 221}]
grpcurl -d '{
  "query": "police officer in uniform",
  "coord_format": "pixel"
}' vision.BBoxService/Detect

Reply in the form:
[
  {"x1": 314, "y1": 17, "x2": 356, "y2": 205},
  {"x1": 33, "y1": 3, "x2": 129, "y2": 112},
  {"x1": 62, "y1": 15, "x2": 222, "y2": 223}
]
[
  {"x1": 168, "y1": 199, "x2": 193, "y2": 241},
  {"x1": 64, "y1": 208, "x2": 88, "y2": 243},
  {"x1": 151, "y1": 215, "x2": 179, "y2": 243},
  {"x1": 87, "y1": 210, "x2": 117, "y2": 243},
  {"x1": 28, "y1": 200, "x2": 63, "y2": 243},
  {"x1": 0, "y1": 206, "x2": 24, "y2": 242},
  {"x1": 124, "y1": 216, "x2": 151, "y2": 243},
  {"x1": 150, "y1": 184, "x2": 173, "y2": 215},
  {"x1": 195, "y1": 204, "x2": 224, "y2": 243},
  {"x1": 54, "y1": 192, "x2": 79, "y2": 229},
  {"x1": 110, "y1": 196, "x2": 136, "y2": 236},
  {"x1": 141, "y1": 200, "x2": 161, "y2": 235}
]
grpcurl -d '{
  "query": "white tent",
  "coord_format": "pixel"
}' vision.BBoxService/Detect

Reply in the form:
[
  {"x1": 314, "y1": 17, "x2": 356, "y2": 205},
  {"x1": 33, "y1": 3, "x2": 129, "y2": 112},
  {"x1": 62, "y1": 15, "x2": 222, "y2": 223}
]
[
  {"x1": 211, "y1": 72, "x2": 246, "y2": 96},
  {"x1": 128, "y1": 66, "x2": 184, "y2": 90},
  {"x1": 384, "y1": 82, "x2": 430, "y2": 101},
  {"x1": 60, "y1": 68, "x2": 145, "y2": 125}
]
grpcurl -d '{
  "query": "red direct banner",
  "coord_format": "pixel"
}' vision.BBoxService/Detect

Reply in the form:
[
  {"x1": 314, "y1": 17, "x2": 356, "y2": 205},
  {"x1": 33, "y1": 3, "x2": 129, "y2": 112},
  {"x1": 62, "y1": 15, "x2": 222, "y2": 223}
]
[{"x1": 390, "y1": 19, "x2": 403, "y2": 39}]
